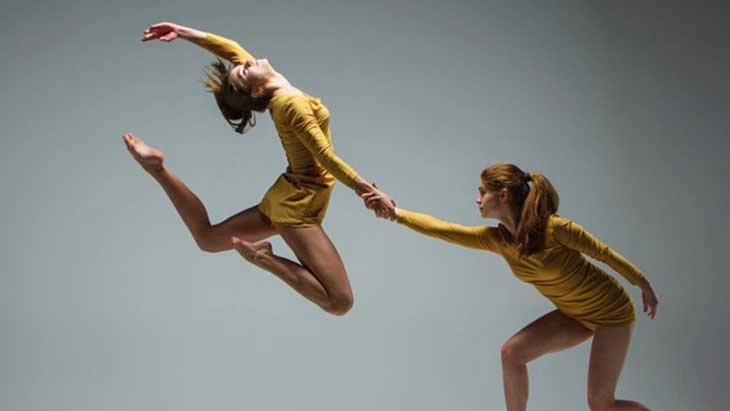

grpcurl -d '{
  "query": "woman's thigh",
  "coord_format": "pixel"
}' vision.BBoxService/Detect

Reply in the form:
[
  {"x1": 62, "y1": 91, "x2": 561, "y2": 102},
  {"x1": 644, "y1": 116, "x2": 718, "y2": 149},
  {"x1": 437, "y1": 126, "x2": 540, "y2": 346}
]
[
  {"x1": 587, "y1": 323, "x2": 634, "y2": 405},
  {"x1": 275, "y1": 224, "x2": 353, "y2": 301},
  {"x1": 502, "y1": 309, "x2": 594, "y2": 364},
  {"x1": 203, "y1": 205, "x2": 277, "y2": 252}
]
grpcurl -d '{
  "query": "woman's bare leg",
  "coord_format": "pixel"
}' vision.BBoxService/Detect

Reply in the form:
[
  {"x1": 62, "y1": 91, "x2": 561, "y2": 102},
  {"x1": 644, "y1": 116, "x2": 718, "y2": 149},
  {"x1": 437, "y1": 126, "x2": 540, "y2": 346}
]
[
  {"x1": 587, "y1": 323, "x2": 650, "y2": 411},
  {"x1": 232, "y1": 225, "x2": 353, "y2": 316},
  {"x1": 501, "y1": 310, "x2": 594, "y2": 411},
  {"x1": 123, "y1": 133, "x2": 276, "y2": 251}
]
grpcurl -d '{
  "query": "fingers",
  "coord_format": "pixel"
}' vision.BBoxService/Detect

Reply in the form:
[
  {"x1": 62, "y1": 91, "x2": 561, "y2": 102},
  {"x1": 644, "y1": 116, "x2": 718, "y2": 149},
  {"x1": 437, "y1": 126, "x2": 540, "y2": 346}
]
[
  {"x1": 362, "y1": 198, "x2": 377, "y2": 210},
  {"x1": 365, "y1": 195, "x2": 382, "y2": 208},
  {"x1": 365, "y1": 195, "x2": 381, "y2": 203},
  {"x1": 643, "y1": 295, "x2": 657, "y2": 319},
  {"x1": 141, "y1": 27, "x2": 162, "y2": 41},
  {"x1": 360, "y1": 187, "x2": 396, "y2": 220},
  {"x1": 124, "y1": 132, "x2": 139, "y2": 142},
  {"x1": 363, "y1": 196, "x2": 382, "y2": 212},
  {"x1": 373, "y1": 203, "x2": 395, "y2": 219},
  {"x1": 141, "y1": 32, "x2": 161, "y2": 42},
  {"x1": 122, "y1": 132, "x2": 136, "y2": 145},
  {"x1": 361, "y1": 191, "x2": 386, "y2": 202},
  {"x1": 368, "y1": 200, "x2": 388, "y2": 218},
  {"x1": 148, "y1": 21, "x2": 171, "y2": 30},
  {"x1": 141, "y1": 23, "x2": 175, "y2": 42},
  {"x1": 646, "y1": 290, "x2": 658, "y2": 319}
]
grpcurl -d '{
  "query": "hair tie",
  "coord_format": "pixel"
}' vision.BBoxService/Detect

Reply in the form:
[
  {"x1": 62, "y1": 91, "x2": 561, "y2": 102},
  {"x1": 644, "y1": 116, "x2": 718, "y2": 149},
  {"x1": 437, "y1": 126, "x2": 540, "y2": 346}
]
[{"x1": 524, "y1": 172, "x2": 532, "y2": 183}]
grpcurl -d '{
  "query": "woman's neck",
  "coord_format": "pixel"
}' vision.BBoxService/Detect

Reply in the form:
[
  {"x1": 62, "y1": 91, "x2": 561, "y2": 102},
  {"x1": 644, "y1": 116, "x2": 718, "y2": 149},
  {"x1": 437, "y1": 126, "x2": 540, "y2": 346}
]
[
  {"x1": 498, "y1": 209, "x2": 520, "y2": 237},
  {"x1": 263, "y1": 72, "x2": 298, "y2": 97}
]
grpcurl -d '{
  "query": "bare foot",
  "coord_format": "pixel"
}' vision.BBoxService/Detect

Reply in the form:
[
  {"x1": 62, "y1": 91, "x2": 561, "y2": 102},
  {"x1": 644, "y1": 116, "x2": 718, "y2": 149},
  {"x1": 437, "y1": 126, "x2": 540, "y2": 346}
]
[
  {"x1": 123, "y1": 132, "x2": 165, "y2": 173},
  {"x1": 231, "y1": 237, "x2": 273, "y2": 263}
]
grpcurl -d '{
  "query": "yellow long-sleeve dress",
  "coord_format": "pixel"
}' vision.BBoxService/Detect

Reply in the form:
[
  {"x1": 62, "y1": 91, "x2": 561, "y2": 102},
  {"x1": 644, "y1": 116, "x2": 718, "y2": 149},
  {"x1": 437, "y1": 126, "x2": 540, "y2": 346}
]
[
  {"x1": 396, "y1": 209, "x2": 645, "y2": 330},
  {"x1": 194, "y1": 33, "x2": 360, "y2": 227}
]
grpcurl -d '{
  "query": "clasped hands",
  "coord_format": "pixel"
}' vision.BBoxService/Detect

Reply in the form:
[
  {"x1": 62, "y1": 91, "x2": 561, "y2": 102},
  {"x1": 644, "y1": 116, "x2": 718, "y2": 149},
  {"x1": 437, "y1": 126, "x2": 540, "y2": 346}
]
[{"x1": 357, "y1": 183, "x2": 397, "y2": 221}]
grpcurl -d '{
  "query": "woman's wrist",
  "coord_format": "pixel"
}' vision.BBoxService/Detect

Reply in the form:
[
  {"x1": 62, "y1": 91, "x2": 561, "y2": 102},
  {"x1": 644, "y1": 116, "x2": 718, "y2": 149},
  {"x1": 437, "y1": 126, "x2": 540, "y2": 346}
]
[
  {"x1": 351, "y1": 176, "x2": 373, "y2": 195},
  {"x1": 637, "y1": 276, "x2": 651, "y2": 290},
  {"x1": 177, "y1": 25, "x2": 206, "y2": 41}
]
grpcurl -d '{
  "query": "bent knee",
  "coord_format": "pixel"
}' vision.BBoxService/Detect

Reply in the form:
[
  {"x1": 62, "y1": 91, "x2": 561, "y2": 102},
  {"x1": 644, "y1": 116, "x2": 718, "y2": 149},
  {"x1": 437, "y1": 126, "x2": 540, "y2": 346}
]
[
  {"x1": 500, "y1": 340, "x2": 528, "y2": 365},
  {"x1": 197, "y1": 241, "x2": 224, "y2": 253},
  {"x1": 195, "y1": 232, "x2": 227, "y2": 253},
  {"x1": 324, "y1": 294, "x2": 354, "y2": 316},
  {"x1": 197, "y1": 241, "x2": 219, "y2": 253},
  {"x1": 587, "y1": 396, "x2": 615, "y2": 411}
]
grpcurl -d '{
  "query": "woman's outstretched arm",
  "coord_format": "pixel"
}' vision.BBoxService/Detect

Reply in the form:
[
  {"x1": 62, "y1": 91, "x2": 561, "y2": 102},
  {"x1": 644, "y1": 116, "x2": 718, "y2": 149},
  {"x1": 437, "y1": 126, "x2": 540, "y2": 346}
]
[
  {"x1": 395, "y1": 208, "x2": 500, "y2": 251},
  {"x1": 362, "y1": 192, "x2": 500, "y2": 251},
  {"x1": 142, "y1": 21, "x2": 254, "y2": 64}
]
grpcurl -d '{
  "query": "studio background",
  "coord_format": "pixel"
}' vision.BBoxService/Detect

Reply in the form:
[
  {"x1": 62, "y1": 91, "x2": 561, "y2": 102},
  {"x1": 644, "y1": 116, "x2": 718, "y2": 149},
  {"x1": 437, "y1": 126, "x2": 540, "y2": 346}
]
[{"x1": 1, "y1": 1, "x2": 727, "y2": 410}]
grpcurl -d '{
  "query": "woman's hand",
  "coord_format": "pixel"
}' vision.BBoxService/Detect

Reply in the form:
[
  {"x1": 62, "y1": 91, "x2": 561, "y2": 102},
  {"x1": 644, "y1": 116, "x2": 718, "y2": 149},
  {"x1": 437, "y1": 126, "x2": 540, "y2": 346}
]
[
  {"x1": 142, "y1": 22, "x2": 186, "y2": 42},
  {"x1": 638, "y1": 277, "x2": 658, "y2": 319},
  {"x1": 360, "y1": 186, "x2": 397, "y2": 221}
]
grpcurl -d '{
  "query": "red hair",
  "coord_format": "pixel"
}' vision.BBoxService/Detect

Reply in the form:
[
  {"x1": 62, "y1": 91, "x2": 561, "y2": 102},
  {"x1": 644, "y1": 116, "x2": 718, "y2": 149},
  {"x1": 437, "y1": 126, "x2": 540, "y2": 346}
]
[
  {"x1": 481, "y1": 163, "x2": 559, "y2": 256},
  {"x1": 200, "y1": 58, "x2": 271, "y2": 134}
]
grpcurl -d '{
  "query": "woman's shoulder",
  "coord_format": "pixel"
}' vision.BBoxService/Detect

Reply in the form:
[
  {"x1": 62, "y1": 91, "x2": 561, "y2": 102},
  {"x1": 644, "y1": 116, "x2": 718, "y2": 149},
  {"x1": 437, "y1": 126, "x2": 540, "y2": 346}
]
[
  {"x1": 269, "y1": 92, "x2": 302, "y2": 108},
  {"x1": 270, "y1": 88, "x2": 315, "y2": 103},
  {"x1": 487, "y1": 223, "x2": 511, "y2": 244},
  {"x1": 545, "y1": 214, "x2": 574, "y2": 238},
  {"x1": 547, "y1": 214, "x2": 571, "y2": 227},
  {"x1": 269, "y1": 91, "x2": 321, "y2": 118}
]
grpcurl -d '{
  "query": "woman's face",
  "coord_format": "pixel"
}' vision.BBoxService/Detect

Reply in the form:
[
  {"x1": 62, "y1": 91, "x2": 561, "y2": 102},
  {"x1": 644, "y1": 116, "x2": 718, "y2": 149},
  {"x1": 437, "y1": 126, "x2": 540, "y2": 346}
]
[
  {"x1": 475, "y1": 180, "x2": 506, "y2": 219},
  {"x1": 229, "y1": 58, "x2": 273, "y2": 93}
]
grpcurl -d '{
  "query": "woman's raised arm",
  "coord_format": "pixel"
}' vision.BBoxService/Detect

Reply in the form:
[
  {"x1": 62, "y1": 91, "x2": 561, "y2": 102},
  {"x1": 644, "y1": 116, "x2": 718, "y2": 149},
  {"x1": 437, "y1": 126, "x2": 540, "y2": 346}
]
[{"x1": 142, "y1": 22, "x2": 254, "y2": 64}]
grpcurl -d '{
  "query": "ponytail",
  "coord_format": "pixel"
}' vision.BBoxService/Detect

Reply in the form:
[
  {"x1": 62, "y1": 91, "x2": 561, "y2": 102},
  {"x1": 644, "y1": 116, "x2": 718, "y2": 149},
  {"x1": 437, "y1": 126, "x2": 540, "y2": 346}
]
[{"x1": 515, "y1": 172, "x2": 559, "y2": 256}]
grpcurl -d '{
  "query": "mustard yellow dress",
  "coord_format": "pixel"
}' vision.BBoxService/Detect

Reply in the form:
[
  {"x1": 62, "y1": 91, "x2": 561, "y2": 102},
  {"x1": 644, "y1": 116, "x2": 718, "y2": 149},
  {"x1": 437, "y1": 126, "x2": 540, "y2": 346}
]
[
  {"x1": 195, "y1": 33, "x2": 361, "y2": 227},
  {"x1": 396, "y1": 209, "x2": 645, "y2": 330}
]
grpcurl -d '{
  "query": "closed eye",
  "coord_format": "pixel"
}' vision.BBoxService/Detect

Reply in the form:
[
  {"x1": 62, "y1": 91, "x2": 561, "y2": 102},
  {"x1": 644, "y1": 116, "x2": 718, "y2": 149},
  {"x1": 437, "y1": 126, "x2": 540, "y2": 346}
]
[{"x1": 236, "y1": 66, "x2": 249, "y2": 88}]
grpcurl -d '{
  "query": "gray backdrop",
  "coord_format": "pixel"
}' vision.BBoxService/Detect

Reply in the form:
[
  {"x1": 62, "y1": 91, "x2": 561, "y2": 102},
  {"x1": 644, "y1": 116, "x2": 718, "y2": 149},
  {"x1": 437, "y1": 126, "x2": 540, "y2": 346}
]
[{"x1": 2, "y1": 0, "x2": 728, "y2": 410}]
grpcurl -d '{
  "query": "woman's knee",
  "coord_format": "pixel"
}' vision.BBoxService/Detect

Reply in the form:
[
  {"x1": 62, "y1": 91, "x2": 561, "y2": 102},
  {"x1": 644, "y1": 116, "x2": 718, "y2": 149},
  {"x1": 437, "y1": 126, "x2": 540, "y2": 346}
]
[
  {"x1": 587, "y1": 396, "x2": 614, "y2": 411},
  {"x1": 500, "y1": 339, "x2": 520, "y2": 363},
  {"x1": 501, "y1": 339, "x2": 528, "y2": 365},
  {"x1": 195, "y1": 229, "x2": 233, "y2": 253},
  {"x1": 196, "y1": 234, "x2": 224, "y2": 253},
  {"x1": 323, "y1": 293, "x2": 354, "y2": 316}
]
